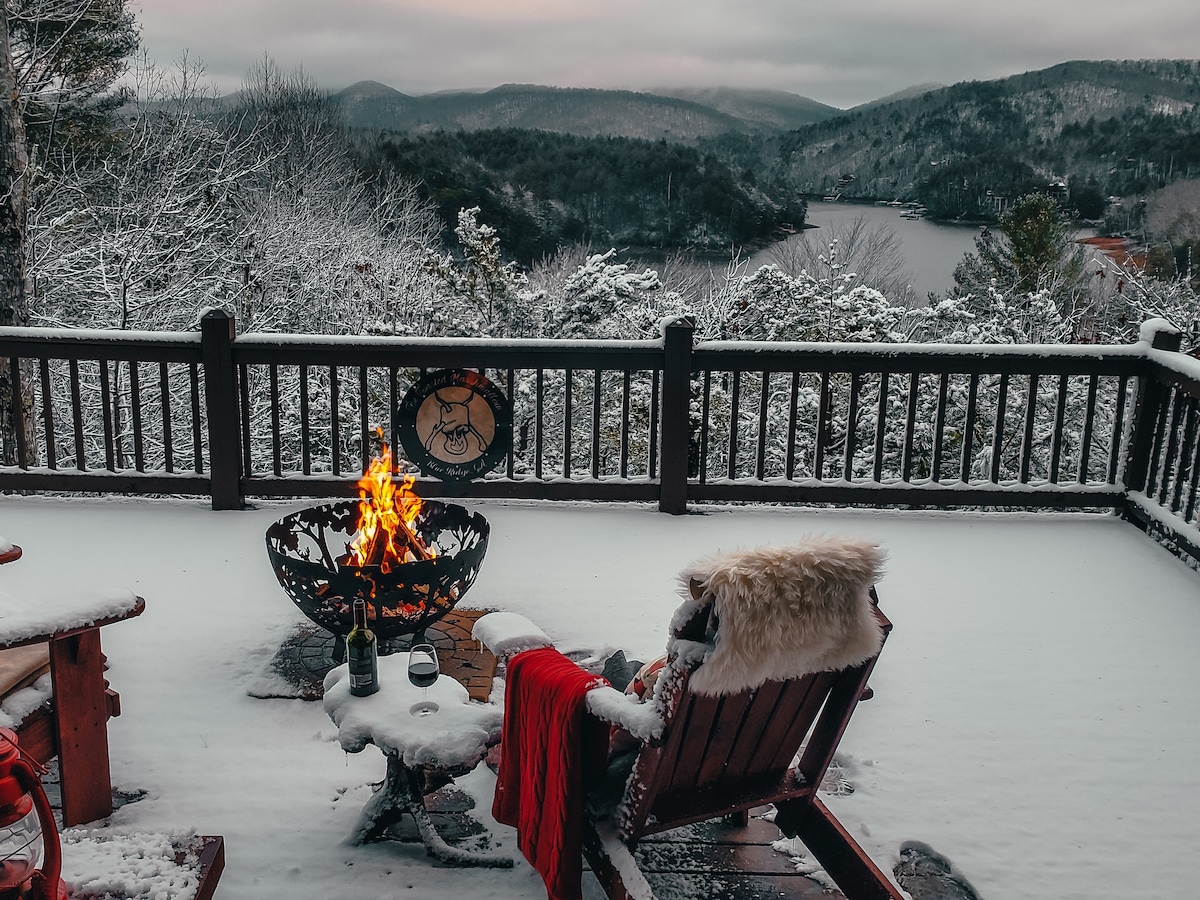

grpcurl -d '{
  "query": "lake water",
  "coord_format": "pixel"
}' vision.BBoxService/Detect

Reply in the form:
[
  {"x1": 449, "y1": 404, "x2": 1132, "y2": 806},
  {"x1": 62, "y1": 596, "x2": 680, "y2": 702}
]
[{"x1": 749, "y1": 200, "x2": 984, "y2": 301}]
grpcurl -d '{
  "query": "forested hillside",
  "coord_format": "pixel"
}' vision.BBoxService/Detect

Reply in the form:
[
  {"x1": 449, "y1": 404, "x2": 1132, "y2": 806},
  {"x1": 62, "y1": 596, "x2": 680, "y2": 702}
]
[
  {"x1": 356, "y1": 129, "x2": 804, "y2": 263},
  {"x1": 736, "y1": 60, "x2": 1200, "y2": 220}
]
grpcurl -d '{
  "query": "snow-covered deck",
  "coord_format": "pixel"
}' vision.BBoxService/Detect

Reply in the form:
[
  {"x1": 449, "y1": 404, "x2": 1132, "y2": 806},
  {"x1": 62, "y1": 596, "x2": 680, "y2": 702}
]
[{"x1": 1, "y1": 495, "x2": 1197, "y2": 900}]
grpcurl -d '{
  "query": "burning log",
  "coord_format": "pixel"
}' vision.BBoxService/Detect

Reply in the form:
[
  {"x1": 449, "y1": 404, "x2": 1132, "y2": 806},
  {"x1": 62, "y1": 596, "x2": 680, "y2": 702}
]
[{"x1": 346, "y1": 432, "x2": 435, "y2": 569}]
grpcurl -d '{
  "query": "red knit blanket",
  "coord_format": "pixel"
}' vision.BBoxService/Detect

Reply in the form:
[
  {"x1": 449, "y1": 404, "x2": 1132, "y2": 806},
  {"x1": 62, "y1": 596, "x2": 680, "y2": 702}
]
[{"x1": 492, "y1": 648, "x2": 609, "y2": 900}]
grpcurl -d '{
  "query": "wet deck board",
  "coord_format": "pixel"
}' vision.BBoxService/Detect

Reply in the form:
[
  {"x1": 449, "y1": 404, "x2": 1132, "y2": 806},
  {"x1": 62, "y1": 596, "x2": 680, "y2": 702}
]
[{"x1": 586, "y1": 815, "x2": 844, "y2": 899}]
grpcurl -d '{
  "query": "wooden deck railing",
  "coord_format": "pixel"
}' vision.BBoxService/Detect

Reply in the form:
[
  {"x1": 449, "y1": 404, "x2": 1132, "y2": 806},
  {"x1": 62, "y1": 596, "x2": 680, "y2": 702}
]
[{"x1": 3, "y1": 311, "x2": 1198, "y2": 561}]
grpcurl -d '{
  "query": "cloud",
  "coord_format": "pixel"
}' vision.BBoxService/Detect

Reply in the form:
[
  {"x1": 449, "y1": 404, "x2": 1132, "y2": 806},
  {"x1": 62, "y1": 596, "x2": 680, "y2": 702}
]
[{"x1": 135, "y1": 0, "x2": 1200, "y2": 108}]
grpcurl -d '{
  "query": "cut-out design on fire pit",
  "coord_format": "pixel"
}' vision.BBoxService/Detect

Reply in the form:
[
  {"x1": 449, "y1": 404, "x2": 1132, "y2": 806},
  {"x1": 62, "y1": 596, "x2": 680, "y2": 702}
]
[{"x1": 266, "y1": 499, "x2": 489, "y2": 643}]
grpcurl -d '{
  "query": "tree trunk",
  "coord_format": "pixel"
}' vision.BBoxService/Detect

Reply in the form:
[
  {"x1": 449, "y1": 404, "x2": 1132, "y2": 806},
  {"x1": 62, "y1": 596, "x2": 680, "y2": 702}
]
[{"x1": 0, "y1": 6, "x2": 38, "y2": 466}]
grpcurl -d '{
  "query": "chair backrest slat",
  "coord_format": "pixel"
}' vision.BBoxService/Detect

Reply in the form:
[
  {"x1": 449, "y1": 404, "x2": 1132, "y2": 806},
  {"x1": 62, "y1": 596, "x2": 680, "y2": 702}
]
[
  {"x1": 722, "y1": 680, "x2": 788, "y2": 780},
  {"x1": 766, "y1": 671, "x2": 839, "y2": 774},
  {"x1": 664, "y1": 692, "x2": 722, "y2": 794}
]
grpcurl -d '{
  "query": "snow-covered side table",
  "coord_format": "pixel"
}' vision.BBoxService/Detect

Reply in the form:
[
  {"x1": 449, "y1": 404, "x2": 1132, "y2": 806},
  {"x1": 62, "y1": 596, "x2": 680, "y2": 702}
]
[
  {"x1": 323, "y1": 652, "x2": 510, "y2": 867},
  {"x1": 0, "y1": 585, "x2": 145, "y2": 826}
]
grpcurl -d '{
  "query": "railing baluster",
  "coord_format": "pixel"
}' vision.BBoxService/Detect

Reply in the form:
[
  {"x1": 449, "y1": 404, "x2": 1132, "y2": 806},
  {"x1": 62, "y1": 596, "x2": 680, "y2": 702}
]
[
  {"x1": 389, "y1": 366, "x2": 399, "y2": 472},
  {"x1": 620, "y1": 370, "x2": 631, "y2": 479},
  {"x1": 7, "y1": 356, "x2": 28, "y2": 468},
  {"x1": 1170, "y1": 397, "x2": 1197, "y2": 513},
  {"x1": 100, "y1": 359, "x2": 115, "y2": 470},
  {"x1": 873, "y1": 372, "x2": 888, "y2": 482},
  {"x1": 1157, "y1": 391, "x2": 1186, "y2": 505},
  {"x1": 960, "y1": 374, "x2": 979, "y2": 482},
  {"x1": 330, "y1": 366, "x2": 340, "y2": 477},
  {"x1": 270, "y1": 366, "x2": 281, "y2": 477},
  {"x1": 1078, "y1": 375, "x2": 1099, "y2": 484},
  {"x1": 649, "y1": 369, "x2": 660, "y2": 479},
  {"x1": 901, "y1": 372, "x2": 918, "y2": 483},
  {"x1": 239, "y1": 364, "x2": 252, "y2": 479},
  {"x1": 1144, "y1": 395, "x2": 1170, "y2": 497},
  {"x1": 786, "y1": 371, "x2": 799, "y2": 480},
  {"x1": 506, "y1": 368, "x2": 516, "y2": 479},
  {"x1": 189, "y1": 363, "x2": 202, "y2": 474},
  {"x1": 728, "y1": 370, "x2": 741, "y2": 480},
  {"x1": 70, "y1": 359, "x2": 85, "y2": 470},
  {"x1": 300, "y1": 365, "x2": 311, "y2": 476},
  {"x1": 130, "y1": 362, "x2": 144, "y2": 472},
  {"x1": 931, "y1": 372, "x2": 948, "y2": 482},
  {"x1": 1185, "y1": 398, "x2": 1200, "y2": 523},
  {"x1": 535, "y1": 368, "x2": 544, "y2": 480},
  {"x1": 592, "y1": 368, "x2": 601, "y2": 479},
  {"x1": 1108, "y1": 375, "x2": 1129, "y2": 485},
  {"x1": 990, "y1": 373, "x2": 1009, "y2": 484},
  {"x1": 1048, "y1": 374, "x2": 1069, "y2": 484},
  {"x1": 159, "y1": 362, "x2": 173, "y2": 473},
  {"x1": 1020, "y1": 373, "x2": 1039, "y2": 483},
  {"x1": 39, "y1": 358, "x2": 54, "y2": 469},
  {"x1": 700, "y1": 370, "x2": 712, "y2": 484},
  {"x1": 843, "y1": 373, "x2": 860, "y2": 481},
  {"x1": 359, "y1": 366, "x2": 369, "y2": 473},
  {"x1": 756, "y1": 372, "x2": 770, "y2": 480},
  {"x1": 563, "y1": 368, "x2": 573, "y2": 478},
  {"x1": 814, "y1": 371, "x2": 830, "y2": 479}
]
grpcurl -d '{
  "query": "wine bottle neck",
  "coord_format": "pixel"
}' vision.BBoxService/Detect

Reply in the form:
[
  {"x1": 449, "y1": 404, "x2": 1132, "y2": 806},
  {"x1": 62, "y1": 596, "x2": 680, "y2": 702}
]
[{"x1": 352, "y1": 600, "x2": 368, "y2": 629}]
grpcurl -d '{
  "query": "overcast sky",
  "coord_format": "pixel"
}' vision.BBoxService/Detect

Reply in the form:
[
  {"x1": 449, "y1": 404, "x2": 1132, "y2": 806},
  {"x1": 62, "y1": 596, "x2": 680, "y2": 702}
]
[{"x1": 135, "y1": 1, "x2": 1200, "y2": 109}]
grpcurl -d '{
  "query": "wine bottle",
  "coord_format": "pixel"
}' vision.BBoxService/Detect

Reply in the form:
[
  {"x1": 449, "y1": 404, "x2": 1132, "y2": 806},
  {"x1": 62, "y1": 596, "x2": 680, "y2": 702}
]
[{"x1": 347, "y1": 598, "x2": 379, "y2": 696}]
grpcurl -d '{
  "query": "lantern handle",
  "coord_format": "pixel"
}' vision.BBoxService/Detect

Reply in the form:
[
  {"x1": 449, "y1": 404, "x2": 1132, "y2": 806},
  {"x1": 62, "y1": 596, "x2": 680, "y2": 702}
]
[{"x1": 13, "y1": 761, "x2": 62, "y2": 900}]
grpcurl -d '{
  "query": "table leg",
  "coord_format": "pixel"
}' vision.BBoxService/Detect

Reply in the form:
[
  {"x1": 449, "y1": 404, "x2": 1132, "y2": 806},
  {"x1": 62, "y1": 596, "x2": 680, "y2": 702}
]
[{"x1": 354, "y1": 754, "x2": 512, "y2": 868}]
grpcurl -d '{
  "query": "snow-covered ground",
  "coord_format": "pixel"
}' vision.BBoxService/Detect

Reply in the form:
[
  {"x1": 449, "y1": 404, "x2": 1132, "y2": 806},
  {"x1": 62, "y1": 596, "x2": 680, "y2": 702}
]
[{"x1": 1, "y1": 495, "x2": 1198, "y2": 900}]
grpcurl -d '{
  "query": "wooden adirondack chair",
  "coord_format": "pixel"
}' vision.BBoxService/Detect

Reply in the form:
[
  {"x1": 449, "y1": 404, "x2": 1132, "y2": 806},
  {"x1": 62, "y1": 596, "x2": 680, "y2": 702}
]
[
  {"x1": 1, "y1": 543, "x2": 146, "y2": 826},
  {"x1": 581, "y1": 587, "x2": 903, "y2": 900}
]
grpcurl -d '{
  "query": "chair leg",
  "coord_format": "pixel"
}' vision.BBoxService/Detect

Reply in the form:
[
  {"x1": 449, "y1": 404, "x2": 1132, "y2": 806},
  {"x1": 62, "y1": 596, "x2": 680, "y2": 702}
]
[
  {"x1": 582, "y1": 819, "x2": 658, "y2": 900},
  {"x1": 722, "y1": 809, "x2": 750, "y2": 827},
  {"x1": 775, "y1": 797, "x2": 904, "y2": 900},
  {"x1": 48, "y1": 629, "x2": 113, "y2": 826}
]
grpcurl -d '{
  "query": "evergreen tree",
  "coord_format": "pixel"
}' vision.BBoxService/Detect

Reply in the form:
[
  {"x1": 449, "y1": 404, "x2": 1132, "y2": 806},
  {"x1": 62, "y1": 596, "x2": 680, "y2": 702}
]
[
  {"x1": 952, "y1": 192, "x2": 1090, "y2": 324},
  {"x1": 5, "y1": 0, "x2": 139, "y2": 152}
]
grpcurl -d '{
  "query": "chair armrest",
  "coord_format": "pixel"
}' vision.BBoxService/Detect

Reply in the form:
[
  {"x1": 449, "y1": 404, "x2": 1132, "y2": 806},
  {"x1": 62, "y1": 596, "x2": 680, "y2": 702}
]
[
  {"x1": 471, "y1": 612, "x2": 553, "y2": 661},
  {"x1": 585, "y1": 686, "x2": 665, "y2": 742},
  {"x1": 0, "y1": 594, "x2": 145, "y2": 651}
]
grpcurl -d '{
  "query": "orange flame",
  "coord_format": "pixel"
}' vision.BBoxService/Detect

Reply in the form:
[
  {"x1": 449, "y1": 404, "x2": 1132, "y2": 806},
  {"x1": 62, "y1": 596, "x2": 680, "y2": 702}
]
[{"x1": 347, "y1": 430, "x2": 434, "y2": 572}]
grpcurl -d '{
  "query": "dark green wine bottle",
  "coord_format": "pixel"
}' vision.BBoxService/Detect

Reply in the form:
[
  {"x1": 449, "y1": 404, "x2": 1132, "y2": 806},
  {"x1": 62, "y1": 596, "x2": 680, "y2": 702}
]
[{"x1": 347, "y1": 598, "x2": 379, "y2": 696}]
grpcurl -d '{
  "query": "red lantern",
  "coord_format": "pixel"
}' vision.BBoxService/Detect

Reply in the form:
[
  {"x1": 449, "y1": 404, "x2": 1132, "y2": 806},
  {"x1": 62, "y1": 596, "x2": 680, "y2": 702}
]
[{"x1": 0, "y1": 730, "x2": 64, "y2": 900}]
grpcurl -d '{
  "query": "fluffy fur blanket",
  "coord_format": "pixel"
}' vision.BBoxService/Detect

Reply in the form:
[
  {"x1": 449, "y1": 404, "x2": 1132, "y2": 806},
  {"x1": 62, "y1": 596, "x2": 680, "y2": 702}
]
[{"x1": 678, "y1": 536, "x2": 886, "y2": 696}]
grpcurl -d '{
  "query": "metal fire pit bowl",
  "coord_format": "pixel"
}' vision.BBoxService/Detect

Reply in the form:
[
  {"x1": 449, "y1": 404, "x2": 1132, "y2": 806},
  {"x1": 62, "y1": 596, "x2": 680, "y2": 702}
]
[{"x1": 265, "y1": 499, "x2": 489, "y2": 642}]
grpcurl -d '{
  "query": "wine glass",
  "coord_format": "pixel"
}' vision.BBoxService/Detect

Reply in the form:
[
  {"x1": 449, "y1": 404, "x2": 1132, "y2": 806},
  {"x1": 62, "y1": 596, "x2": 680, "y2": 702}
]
[{"x1": 407, "y1": 642, "x2": 440, "y2": 716}]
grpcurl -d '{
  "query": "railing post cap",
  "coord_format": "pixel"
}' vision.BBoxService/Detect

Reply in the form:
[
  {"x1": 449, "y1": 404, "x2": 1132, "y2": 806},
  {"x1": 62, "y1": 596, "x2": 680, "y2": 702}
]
[
  {"x1": 200, "y1": 307, "x2": 233, "y2": 322},
  {"x1": 1139, "y1": 317, "x2": 1182, "y2": 350},
  {"x1": 659, "y1": 315, "x2": 696, "y2": 337}
]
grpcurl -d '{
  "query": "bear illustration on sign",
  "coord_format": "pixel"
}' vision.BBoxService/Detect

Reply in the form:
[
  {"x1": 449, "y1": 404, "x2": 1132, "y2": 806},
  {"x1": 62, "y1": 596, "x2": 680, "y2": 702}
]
[
  {"x1": 399, "y1": 369, "x2": 510, "y2": 482},
  {"x1": 422, "y1": 389, "x2": 491, "y2": 460}
]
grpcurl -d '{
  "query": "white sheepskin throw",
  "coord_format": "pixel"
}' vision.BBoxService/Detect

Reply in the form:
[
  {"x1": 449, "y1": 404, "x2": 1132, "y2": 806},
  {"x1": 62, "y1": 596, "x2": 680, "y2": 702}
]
[{"x1": 678, "y1": 537, "x2": 885, "y2": 696}]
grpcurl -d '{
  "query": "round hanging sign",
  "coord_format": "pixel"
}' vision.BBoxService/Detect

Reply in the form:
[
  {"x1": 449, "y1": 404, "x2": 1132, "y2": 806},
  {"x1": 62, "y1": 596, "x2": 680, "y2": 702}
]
[{"x1": 397, "y1": 369, "x2": 511, "y2": 482}]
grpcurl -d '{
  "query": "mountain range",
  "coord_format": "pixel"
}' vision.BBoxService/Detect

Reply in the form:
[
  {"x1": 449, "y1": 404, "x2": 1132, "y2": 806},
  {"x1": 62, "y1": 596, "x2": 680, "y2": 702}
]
[
  {"x1": 340, "y1": 59, "x2": 1200, "y2": 260},
  {"x1": 333, "y1": 81, "x2": 844, "y2": 139}
]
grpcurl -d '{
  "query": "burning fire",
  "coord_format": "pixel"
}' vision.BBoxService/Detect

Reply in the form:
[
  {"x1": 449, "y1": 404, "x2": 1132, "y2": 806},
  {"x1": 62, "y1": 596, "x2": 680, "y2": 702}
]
[{"x1": 347, "y1": 432, "x2": 435, "y2": 572}]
